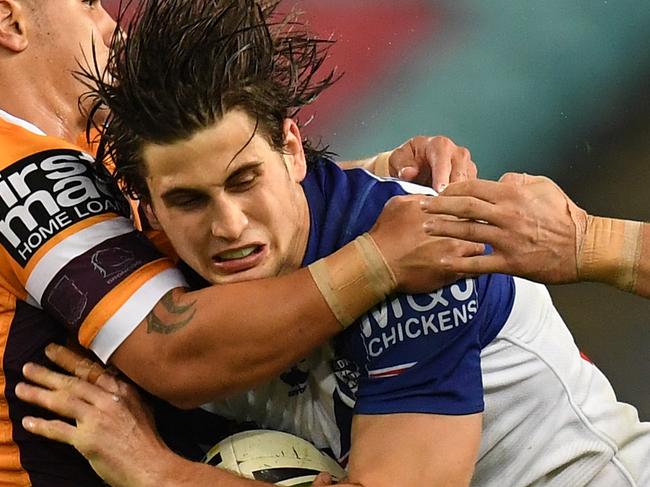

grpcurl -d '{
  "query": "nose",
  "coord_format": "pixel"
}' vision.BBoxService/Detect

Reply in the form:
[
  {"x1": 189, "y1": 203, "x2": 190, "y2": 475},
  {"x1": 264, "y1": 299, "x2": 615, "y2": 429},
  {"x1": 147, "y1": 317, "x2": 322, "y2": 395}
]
[
  {"x1": 98, "y1": 5, "x2": 118, "y2": 47},
  {"x1": 211, "y1": 198, "x2": 249, "y2": 241}
]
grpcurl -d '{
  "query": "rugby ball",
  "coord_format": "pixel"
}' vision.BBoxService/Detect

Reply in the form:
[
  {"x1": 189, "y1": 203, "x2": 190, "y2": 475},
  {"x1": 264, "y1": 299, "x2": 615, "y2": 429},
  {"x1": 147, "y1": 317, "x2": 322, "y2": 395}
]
[{"x1": 203, "y1": 430, "x2": 346, "y2": 486}]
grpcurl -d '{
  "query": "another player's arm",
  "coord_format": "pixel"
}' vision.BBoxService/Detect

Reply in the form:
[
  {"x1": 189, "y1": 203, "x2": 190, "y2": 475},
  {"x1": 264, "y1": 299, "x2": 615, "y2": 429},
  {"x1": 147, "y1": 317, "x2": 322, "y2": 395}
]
[
  {"x1": 17, "y1": 355, "x2": 361, "y2": 487},
  {"x1": 338, "y1": 136, "x2": 477, "y2": 192},
  {"x1": 422, "y1": 173, "x2": 650, "y2": 297},
  {"x1": 109, "y1": 195, "x2": 484, "y2": 409},
  {"x1": 346, "y1": 412, "x2": 482, "y2": 487}
]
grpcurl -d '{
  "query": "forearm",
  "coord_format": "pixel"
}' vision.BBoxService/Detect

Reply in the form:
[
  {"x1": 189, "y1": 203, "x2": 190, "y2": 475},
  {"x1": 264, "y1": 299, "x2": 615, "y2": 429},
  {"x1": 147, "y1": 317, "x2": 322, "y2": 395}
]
[
  {"x1": 578, "y1": 216, "x2": 650, "y2": 298},
  {"x1": 113, "y1": 235, "x2": 398, "y2": 408},
  {"x1": 112, "y1": 194, "x2": 475, "y2": 407},
  {"x1": 113, "y1": 268, "x2": 340, "y2": 407},
  {"x1": 141, "y1": 450, "x2": 267, "y2": 487}
]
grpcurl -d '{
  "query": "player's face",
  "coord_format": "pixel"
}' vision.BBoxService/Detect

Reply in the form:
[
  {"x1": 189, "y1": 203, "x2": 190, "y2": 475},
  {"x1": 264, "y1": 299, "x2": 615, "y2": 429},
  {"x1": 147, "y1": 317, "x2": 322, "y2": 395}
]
[
  {"x1": 27, "y1": 0, "x2": 115, "y2": 103},
  {"x1": 142, "y1": 109, "x2": 311, "y2": 284}
]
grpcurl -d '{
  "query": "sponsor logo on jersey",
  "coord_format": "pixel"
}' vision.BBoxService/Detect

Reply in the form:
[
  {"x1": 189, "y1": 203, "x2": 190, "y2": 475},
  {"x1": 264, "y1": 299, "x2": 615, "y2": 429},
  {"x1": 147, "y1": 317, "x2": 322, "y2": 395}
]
[
  {"x1": 360, "y1": 278, "x2": 479, "y2": 358},
  {"x1": 332, "y1": 357, "x2": 360, "y2": 396},
  {"x1": 0, "y1": 149, "x2": 121, "y2": 266}
]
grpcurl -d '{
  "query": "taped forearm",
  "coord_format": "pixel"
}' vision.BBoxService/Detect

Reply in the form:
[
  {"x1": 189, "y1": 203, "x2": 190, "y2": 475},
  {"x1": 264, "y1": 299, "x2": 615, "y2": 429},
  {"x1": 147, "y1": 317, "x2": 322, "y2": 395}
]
[
  {"x1": 309, "y1": 233, "x2": 397, "y2": 328},
  {"x1": 577, "y1": 216, "x2": 650, "y2": 297},
  {"x1": 115, "y1": 236, "x2": 399, "y2": 406}
]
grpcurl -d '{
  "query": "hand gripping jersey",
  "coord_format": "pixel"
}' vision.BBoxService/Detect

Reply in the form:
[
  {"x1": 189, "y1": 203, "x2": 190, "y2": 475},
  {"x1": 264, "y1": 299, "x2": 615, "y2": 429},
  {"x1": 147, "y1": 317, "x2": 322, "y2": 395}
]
[
  {"x1": 0, "y1": 111, "x2": 187, "y2": 485},
  {"x1": 204, "y1": 158, "x2": 650, "y2": 486}
]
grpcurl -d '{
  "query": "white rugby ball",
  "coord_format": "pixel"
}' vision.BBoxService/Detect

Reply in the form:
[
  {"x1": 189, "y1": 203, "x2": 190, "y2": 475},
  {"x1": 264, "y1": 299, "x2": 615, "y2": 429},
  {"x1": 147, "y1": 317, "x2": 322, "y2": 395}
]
[{"x1": 203, "y1": 430, "x2": 346, "y2": 486}]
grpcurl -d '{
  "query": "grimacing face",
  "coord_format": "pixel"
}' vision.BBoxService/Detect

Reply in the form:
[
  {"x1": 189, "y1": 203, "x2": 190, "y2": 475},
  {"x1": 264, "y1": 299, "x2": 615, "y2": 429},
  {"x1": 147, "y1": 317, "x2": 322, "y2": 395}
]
[{"x1": 142, "y1": 109, "x2": 311, "y2": 285}]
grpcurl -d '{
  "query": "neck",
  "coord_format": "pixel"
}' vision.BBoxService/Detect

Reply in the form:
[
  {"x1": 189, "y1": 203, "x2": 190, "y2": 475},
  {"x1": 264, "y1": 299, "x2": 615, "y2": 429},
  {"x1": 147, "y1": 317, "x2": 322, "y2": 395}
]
[{"x1": 0, "y1": 67, "x2": 85, "y2": 143}]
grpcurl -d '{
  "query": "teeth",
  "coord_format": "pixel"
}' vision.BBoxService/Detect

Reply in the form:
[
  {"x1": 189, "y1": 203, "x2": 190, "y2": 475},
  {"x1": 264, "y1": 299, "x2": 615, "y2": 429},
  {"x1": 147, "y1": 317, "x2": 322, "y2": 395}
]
[{"x1": 218, "y1": 246, "x2": 257, "y2": 261}]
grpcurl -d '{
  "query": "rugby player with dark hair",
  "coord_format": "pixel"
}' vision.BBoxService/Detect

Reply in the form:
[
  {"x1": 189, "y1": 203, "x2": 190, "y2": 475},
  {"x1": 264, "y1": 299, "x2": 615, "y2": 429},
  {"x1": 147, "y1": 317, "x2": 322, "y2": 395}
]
[
  {"x1": 0, "y1": 0, "x2": 482, "y2": 484},
  {"x1": 17, "y1": 1, "x2": 650, "y2": 486}
]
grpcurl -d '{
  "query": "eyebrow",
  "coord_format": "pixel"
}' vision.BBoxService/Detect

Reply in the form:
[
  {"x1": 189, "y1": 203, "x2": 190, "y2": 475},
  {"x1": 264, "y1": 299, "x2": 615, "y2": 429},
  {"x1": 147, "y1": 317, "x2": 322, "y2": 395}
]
[{"x1": 159, "y1": 161, "x2": 264, "y2": 201}]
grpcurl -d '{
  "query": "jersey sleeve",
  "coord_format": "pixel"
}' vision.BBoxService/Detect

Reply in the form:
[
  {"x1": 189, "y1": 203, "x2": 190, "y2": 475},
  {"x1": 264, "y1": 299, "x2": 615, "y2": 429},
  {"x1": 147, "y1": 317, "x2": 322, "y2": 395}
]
[
  {"x1": 348, "y1": 278, "x2": 485, "y2": 416},
  {"x1": 0, "y1": 129, "x2": 187, "y2": 362}
]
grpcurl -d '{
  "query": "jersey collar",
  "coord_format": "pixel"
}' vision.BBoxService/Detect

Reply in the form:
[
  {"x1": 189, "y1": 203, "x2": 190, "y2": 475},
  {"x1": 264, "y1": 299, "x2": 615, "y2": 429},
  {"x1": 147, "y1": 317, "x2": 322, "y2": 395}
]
[{"x1": 0, "y1": 109, "x2": 47, "y2": 136}]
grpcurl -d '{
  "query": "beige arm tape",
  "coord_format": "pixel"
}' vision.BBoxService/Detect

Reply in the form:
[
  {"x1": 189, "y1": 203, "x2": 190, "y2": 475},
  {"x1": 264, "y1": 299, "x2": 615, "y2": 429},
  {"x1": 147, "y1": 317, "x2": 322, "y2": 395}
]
[
  {"x1": 308, "y1": 233, "x2": 397, "y2": 329},
  {"x1": 577, "y1": 216, "x2": 644, "y2": 292},
  {"x1": 372, "y1": 151, "x2": 393, "y2": 178}
]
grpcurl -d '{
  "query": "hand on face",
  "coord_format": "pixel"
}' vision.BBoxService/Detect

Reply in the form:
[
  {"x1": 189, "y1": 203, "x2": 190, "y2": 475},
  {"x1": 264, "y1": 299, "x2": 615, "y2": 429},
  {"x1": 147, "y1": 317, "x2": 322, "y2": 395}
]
[{"x1": 386, "y1": 136, "x2": 477, "y2": 192}]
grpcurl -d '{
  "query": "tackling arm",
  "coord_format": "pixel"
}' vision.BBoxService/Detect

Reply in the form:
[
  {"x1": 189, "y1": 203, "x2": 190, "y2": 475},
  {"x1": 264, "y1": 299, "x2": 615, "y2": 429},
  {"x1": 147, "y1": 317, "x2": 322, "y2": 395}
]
[{"x1": 111, "y1": 195, "x2": 485, "y2": 408}]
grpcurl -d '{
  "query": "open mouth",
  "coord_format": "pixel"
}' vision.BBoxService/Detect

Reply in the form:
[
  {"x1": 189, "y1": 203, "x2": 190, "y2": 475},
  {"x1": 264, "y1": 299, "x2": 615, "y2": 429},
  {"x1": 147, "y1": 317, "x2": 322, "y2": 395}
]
[
  {"x1": 212, "y1": 245, "x2": 267, "y2": 274},
  {"x1": 214, "y1": 245, "x2": 262, "y2": 262}
]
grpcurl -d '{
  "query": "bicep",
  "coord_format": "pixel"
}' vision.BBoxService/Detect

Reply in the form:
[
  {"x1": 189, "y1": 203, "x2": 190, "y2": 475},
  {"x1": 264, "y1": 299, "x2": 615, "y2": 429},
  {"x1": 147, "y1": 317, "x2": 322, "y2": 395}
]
[{"x1": 347, "y1": 412, "x2": 482, "y2": 487}]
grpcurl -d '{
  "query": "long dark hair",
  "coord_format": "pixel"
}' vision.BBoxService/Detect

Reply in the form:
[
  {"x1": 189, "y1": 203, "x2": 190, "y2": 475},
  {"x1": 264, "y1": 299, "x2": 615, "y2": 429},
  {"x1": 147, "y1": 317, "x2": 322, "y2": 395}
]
[{"x1": 82, "y1": 0, "x2": 338, "y2": 201}]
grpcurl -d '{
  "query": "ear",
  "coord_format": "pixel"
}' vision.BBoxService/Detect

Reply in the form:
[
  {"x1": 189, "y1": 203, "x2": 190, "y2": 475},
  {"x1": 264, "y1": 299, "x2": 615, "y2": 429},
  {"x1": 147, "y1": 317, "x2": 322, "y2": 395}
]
[
  {"x1": 142, "y1": 201, "x2": 163, "y2": 231},
  {"x1": 0, "y1": 0, "x2": 29, "y2": 53},
  {"x1": 282, "y1": 118, "x2": 307, "y2": 183}
]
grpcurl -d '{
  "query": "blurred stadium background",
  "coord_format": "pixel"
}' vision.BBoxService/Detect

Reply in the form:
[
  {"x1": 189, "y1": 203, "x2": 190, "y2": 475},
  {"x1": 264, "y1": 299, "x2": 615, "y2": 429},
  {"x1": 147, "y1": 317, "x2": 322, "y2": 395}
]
[{"x1": 105, "y1": 0, "x2": 649, "y2": 418}]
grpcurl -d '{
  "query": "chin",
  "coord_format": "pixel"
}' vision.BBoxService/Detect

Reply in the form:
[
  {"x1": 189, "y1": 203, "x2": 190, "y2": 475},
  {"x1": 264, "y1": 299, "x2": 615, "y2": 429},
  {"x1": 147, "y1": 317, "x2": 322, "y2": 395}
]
[{"x1": 206, "y1": 266, "x2": 277, "y2": 286}]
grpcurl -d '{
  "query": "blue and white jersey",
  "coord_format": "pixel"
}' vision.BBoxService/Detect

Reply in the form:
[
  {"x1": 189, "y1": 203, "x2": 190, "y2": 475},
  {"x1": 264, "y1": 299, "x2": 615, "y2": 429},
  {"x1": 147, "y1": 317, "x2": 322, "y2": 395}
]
[
  {"x1": 203, "y1": 159, "x2": 650, "y2": 486},
  {"x1": 302, "y1": 159, "x2": 513, "y2": 418}
]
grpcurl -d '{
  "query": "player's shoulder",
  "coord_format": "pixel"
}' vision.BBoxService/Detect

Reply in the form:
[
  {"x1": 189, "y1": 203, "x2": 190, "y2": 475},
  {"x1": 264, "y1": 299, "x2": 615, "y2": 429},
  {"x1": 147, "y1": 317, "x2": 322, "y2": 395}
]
[{"x1": 0, "y1": 114, "x2": 86, "y2": 169}]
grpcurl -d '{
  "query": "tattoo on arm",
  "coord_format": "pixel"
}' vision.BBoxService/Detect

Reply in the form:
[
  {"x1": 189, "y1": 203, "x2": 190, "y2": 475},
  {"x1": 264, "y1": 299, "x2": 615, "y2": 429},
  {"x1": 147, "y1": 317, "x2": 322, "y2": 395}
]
[{"x1": 146, "y1": 290, "x2": 197, "y2": 335}]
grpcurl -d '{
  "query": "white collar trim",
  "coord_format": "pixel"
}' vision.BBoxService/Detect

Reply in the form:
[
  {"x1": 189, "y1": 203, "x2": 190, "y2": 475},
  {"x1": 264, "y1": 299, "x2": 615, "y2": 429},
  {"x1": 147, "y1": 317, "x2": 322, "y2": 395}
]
[{"x1": 0, "y1": 109, "x2": 46, "y2": 136}]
